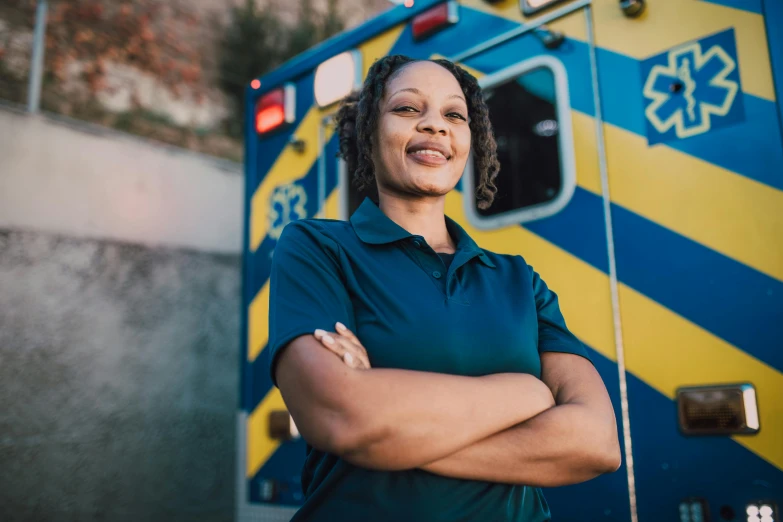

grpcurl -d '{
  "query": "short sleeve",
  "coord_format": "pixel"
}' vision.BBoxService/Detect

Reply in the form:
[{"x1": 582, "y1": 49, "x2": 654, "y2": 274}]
[
  {"x1": 268, "y1": 221, "x2": 354, "y2": 386},
  {"x1": 529, "y1": 265, "x2": 592, "y2": 363}
]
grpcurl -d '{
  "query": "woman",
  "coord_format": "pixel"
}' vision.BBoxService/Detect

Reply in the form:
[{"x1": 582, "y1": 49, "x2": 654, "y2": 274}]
[{"x1": 268, "y1": 55, "x2": 621, "y2": 521}]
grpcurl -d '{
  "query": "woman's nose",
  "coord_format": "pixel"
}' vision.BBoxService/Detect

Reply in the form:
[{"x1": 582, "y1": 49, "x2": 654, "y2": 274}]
[{"x1": 416, "y1": 113, "x2": 448, "y2": 135}]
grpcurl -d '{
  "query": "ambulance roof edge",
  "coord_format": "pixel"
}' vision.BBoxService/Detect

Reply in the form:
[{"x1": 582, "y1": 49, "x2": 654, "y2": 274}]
[{"x1": 252, "y1": 0, "x2": 444, "y2": 91}]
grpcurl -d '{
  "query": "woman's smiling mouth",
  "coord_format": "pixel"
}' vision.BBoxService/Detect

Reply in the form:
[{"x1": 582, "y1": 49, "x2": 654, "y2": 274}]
[{"x1": 407, "y1": 143, "x2": 451, "y2": 166}]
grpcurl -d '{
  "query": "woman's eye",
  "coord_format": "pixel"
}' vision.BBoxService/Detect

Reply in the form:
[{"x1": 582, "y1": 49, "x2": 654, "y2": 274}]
[
  {"x1": 448, "y1": 112, "x2": 467, "y2": 121},
  {"x1": 392, "y1": 106, "x2": 417, "y2": 113}
]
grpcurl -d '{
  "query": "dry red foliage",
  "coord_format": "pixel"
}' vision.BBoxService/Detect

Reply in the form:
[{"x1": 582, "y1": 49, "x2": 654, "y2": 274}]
[{"x1": 45, "y1": 0, "x2": 211, "y2": 97}]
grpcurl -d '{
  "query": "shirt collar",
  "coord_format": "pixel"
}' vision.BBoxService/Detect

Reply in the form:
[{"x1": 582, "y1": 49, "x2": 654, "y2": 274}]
[{"x1": 350, "y1": 198, "x2": 496, "y2": 268}]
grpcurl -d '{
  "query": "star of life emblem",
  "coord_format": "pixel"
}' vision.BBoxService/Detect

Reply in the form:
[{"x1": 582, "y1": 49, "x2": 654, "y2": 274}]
[
  {"x1": 268, "y1": 183, "x2": 307, "y2": 240},
  {"x1": 641, "y1": 29, "x2": 744, "y2": 144}
]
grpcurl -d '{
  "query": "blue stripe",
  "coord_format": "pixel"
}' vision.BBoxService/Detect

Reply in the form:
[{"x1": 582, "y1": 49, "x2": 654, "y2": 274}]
[
  {"x1": 523, "y1": 188, "x2": 609, "y2": 273},
  {"x1": 611, "y1": 204, "x2": 783, "y2": 372},
  {"x1": 701, "y1": 0, "x2": 763, "y2": 14},
  {"x1": 627, "y1": 365, "x2": 783, "y2": 520},
  {"x1": 526, "y1": 187, "x2": 783, "y2": 373}
]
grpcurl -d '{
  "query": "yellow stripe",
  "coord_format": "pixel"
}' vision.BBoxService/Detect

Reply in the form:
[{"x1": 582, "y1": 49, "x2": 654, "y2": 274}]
[
  {"x1": 249, "y1": 25, "x2": 404, "y2": 252},
  {"x1": 621, "y1": 285, "x2": 783, "y2": 469},
  {"x1": 571, "y1": 111, "x2": 602, "y2": 195},
  {"x1": 446, "y1": 190, "x2": 783, "y2": 470},
  {"x1": 247, "y1": 387, "x2": 287, "y2": 478},
  {"x1": 459, "y1": 0, "x2": 775, "y2": 101},
  {"x1": 603, "y1": 122, "x2": 783, "y2": 282},
  {"x1": 456, "y1": 56, "x2": 781, "y2": 283},
  {"x1": 248, "y1": 281, "x2": 271, "y2": 362}
]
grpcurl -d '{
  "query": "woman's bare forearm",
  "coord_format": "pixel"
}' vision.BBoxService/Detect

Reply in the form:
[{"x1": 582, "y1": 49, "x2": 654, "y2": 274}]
[
  {"x1": 332, "y1": 367, "x2": 555, "y2": 470},
  {"x1": 420, "y1": 402, "x2": 621, "y2": 486},
  {"x1": 420, "y1": 353, "x2": 621, "y2": 486}
]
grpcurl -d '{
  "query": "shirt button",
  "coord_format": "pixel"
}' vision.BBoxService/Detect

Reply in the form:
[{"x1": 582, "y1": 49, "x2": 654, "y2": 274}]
[
  {"x1": 413, "y1": 240, "x2": 422, "y2": 248},
  {"x1": 432, "y1": 270, "x2": 442, "y2": 279}
]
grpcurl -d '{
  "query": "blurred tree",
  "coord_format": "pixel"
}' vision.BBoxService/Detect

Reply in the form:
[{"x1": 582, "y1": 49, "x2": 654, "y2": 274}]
[
  {"x1": 321, "y1": 0, "x2": 346, "y2": 44},
  {"x1": 218, "y1": 0, "x2": 285, "y2": 137},
  {"x1": 218, "y1": 0, "x2": 345, "y2": 138}
]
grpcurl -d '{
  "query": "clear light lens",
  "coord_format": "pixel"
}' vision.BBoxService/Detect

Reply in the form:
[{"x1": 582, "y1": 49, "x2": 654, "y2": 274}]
[
  {"x1": 761, "y1": 517, "x2": 773, "y2": 522},
  {"x1": 760, "y1": 506, "x2": 773, "y2": 517},
  {"x1": 314, "y1": 51, "x2": 361, "y2": 107},
  {"x1": 749, "y1": 516, "x2": 761, "y2": 522},
  {"x1": 749, "y1": 506, "x2": 760, "y2": 516}
]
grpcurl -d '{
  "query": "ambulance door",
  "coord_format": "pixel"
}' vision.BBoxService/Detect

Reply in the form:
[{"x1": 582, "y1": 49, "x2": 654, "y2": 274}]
[{"x1": 593, "y1": 0, "x2": 783, "y2": 520}]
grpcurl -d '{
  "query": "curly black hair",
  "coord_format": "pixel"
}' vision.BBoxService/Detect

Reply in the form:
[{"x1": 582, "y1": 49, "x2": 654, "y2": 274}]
[{"x1": 335, "y1": 55, "x2": 500, "y2": 209}]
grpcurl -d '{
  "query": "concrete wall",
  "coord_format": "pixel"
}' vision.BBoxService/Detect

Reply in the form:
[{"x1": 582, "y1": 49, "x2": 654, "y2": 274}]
[
  {"x1": 0, "y1": 107, "x2": 243, "y2": 254},
  {"x1": 0, "y1": 108, "x2": 244, "y2": 521}
]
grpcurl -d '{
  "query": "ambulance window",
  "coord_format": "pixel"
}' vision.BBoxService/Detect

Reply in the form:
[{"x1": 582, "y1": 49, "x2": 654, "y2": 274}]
[{"x1": 465, "y1": 56, "x2": 576, "y2": 229}]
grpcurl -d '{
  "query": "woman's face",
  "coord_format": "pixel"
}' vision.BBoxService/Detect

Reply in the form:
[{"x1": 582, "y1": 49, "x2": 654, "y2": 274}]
[{"x1": 371, "y1": 61, "x2": 471, "y2": 200}]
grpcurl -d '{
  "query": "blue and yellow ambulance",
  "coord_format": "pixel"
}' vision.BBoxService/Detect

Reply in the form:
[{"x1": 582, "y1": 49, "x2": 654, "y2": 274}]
[{"x1": 238, "y1": 0, "x2": 783, "y2": 520}]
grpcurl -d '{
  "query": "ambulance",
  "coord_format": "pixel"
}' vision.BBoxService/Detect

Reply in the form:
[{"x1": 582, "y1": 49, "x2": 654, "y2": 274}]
[{"x1": 237, "y1": 0, "x2": 783, "y2": 520}]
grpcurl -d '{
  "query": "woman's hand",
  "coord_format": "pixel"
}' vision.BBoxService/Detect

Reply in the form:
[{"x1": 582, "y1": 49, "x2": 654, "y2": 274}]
[{"x1": 314, "y1": 322, "x2": 372, "y2": 370}]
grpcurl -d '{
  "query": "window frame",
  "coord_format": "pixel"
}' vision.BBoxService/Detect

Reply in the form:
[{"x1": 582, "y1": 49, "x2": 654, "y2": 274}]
[{"x1": 463, "y1": 55, "x2": 577, "y2": 231}]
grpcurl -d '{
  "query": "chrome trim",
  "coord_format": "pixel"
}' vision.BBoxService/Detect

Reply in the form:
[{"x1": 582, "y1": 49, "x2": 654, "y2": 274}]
[
  {"x1": 350, "y1": 49, "x2": 363, "y2": 93},
  {"x1": 742, "y1": 384, "x2": 760, "y2": 431},
  {"x1": 448, "y1": 0, "x2": 460, "y2": 24},
  {"x1": 449, "y1": 0, "x2": 591, "y2": 63},
  {"x1": 283, "y1": 83, "x2": 297, "y2": 124},
  {"x1": 521, "y1": 0, "x2": 570, "y2": 17},
  {"x1": 585, "y1": 6, "x2": 637, "y2": 522},
  {"x1": 338, "y1": 158, "x2": 349, "y2": 221},
  {"x1": 316, "y1": 115, "x2": 331, "y2": 218}
]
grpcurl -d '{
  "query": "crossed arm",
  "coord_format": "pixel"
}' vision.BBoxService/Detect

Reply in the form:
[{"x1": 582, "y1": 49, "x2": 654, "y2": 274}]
[{"x1": 275, "y1": 332, "x2": 621, "y2": 486}]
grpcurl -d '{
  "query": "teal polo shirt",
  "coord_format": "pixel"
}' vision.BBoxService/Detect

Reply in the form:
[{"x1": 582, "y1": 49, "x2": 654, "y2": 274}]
[{"x1": 268, "y1": 198, "x2": 591, "y2": 522}]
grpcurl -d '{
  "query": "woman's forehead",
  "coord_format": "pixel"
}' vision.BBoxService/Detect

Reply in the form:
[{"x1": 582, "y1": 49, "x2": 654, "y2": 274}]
[{"x1": 385, "y1": 61, "x2": 464, "y2": 101}]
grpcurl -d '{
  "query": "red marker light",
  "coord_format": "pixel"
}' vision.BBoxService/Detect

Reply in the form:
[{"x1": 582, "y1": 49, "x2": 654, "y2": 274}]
[
  {"x1": 404, "y1": 0, "x2": 414, "y2": 7},
  {"x1": 255, "y1": 85, "x2": 296, "y2": 135},
  {"x1": 251, "y1": 79, "x2": 261, "y2": 90},
  {"x1": 411, "y1": 1, "x2": 458, "y2": 41}
]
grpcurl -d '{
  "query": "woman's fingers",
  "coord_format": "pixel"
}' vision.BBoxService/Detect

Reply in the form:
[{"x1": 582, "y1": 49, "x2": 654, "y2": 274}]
[
  {"x1": 335, "y1": 322, "x2": 361, "y2": 346},
  {"x1": 313, "y1": 329, "x2": 371, "y2": 369},
  {"x1": 334, "y1": 323, "x2": 372, "y2": 368}
]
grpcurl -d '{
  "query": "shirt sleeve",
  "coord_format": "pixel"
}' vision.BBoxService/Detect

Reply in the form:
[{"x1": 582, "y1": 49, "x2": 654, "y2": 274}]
[
  {"x1": 529, "y1": 265, "x2": 592, "y2": 363},
  {"x1": 268, "y1": 221, "x2": 354, "y2": 386}
]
